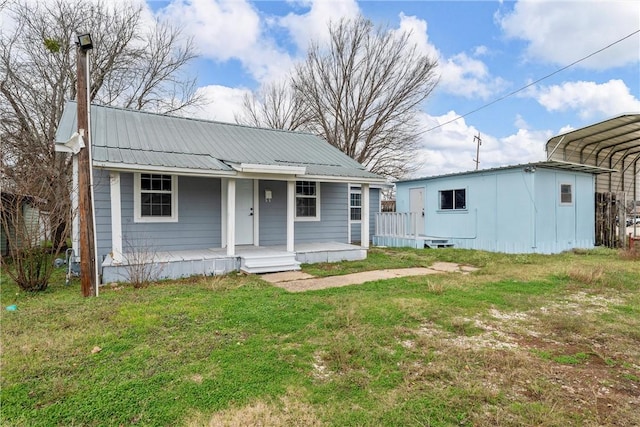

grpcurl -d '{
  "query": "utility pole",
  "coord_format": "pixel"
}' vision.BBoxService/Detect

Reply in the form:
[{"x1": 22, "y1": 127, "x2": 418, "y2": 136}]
[
  {"x1": 473, "y1": 132, "x2": 482, "y2": 170},
  {"x1": 76, "y1": 33, "x2": 97, "y2": 297}
]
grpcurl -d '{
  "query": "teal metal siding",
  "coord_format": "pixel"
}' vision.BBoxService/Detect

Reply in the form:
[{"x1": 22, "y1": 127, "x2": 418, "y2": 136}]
[{"x1": 395, "y1": 167, "x2": 596, "y2": 254}]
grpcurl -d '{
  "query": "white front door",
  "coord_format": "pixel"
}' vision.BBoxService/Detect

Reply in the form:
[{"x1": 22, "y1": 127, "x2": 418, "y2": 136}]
[
  {"x1": 235, "y1": 179, "x2": 254, "y2": 245},
  {"x1": 409, "y1": 187, "x2": 425, "y2": 235}
]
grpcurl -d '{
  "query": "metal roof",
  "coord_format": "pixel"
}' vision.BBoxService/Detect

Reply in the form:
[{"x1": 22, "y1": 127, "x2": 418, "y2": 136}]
[
  {"x1": 397, "y1": 160, "x2": 614, "y2": 184},
  {"x1": 55, "y1": 102, "x2": 383, "y2": 182},
  {"x1": 545, "y1": 113, "x2": 640, "y2": 197}
]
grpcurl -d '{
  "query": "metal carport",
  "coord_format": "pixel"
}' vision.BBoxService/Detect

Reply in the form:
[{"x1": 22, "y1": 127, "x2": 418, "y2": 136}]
[
  {"x1": 545, "y1": 114, "x2": 640, "y2": 248},
  {"x1": 546, "y1": 113, "x2": 640, "y2": 198}
]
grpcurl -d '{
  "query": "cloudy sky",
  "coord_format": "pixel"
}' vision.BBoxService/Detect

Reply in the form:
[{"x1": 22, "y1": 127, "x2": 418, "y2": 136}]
[{"x1": 42, "y1": 1, "x2": 640, "y2": 177}]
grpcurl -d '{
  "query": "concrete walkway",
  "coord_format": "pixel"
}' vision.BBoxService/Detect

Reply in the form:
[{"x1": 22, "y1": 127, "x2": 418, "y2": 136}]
[{"x1": 261, "y1": 262, "x2": 478, "y2": 292}]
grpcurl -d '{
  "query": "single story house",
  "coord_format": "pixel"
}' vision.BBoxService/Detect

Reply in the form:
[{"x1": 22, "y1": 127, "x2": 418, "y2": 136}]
[
  {"x1": 55, "y1": 102, "x2": 385, "y2": 283},
  {"x1": 374, "y1": 161, "x2": 613, "y2": 254}
]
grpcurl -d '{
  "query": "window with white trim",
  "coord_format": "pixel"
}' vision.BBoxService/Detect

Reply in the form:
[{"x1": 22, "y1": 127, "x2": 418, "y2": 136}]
[
  {"x1": 134, "y1": 173, "x2": 178, "y2": 222},
  {"x1": 439, "y1": 188, "x2": 466, "y2": 210},
  {"x1": 295, "y1": 181, "x2": 320, "y2": 221},
  {"x1": 350, "y1": 188, "x2": 362, "y2": 221},
  {"x1": 560, "y1": 183, "x2": 573, "y2": 205}
]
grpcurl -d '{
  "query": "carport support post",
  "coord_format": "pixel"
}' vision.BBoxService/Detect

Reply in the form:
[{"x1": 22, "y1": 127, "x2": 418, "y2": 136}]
[{"x1": 618, "y1": 192, "x2": 627, "y2": 249}]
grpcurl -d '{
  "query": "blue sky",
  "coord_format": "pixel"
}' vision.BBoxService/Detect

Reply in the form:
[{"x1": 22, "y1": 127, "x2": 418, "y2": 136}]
[{"x1": 90, "y1": 1, "x2": 640, "y2": 176}]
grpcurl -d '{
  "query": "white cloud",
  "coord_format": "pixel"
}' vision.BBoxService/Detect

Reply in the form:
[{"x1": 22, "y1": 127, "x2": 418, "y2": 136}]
[
  {"x1": 411, "y1": 111, "x2": 548, "y2": 178},
  {"x1": 158, "y1": 0, "x2": 293, "y2": 82},
  {"x1": 159, "y1": 0, "x2": 261, "y2": 60},
  {"x1": 394, "y1": 13, "x2": 439, "y2": 59},
  {"x1": 183, "y1": 84, "x2": 250, "y2": 123},
  {"x1": 498, "y1": 0, "x2": 640, "y2": 69},
  {"x1": 438, "y1": 53, "x2": 509, "y2": 99},
  {"x1": 278, "y1": 0, "x2": 361, "y2": 51},
  {"x1": 533, "y1": 79, "x2": 640, "y2": 119},
  {"x1": 396, "y1": 13, "x2": 507, "y2": 100}
]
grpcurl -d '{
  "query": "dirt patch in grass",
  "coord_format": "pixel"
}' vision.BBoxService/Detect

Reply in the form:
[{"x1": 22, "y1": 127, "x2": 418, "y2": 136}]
[{"x1": 398, "y1": 296, "x2": 640, "y2": 426}]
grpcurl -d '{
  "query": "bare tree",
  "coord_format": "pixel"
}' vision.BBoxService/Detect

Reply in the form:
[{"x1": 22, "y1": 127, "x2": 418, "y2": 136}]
[
  {"x1": 292, "y1": 17, "x2": 438, "y2": 178},
  {"x1": 0, "y1": 0, "x2": 201, "y2": 253},
  {"x1": 235, "y1": 80, "x2": 309, "y2": 131}
]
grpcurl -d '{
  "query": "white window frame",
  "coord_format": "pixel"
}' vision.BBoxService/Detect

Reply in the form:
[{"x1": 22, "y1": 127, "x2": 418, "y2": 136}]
[
  {"x1": 559, "y1": 183, "x2": 573, "y2": 206},
  {"x1": 134, "y1": 173, "x2": 178, "y2": 223},
  {"x1": 295, "y1": 180, "x2": 320, "y2": 222},
  {"x1": 350, "y1": 187, "x2": 362, "y2": 222}
]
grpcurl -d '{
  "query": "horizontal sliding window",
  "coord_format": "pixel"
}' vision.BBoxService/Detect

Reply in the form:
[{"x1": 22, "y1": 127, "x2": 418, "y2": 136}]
[{"x1": 439, "y1": 188, "x2": 466, "y2": 210}]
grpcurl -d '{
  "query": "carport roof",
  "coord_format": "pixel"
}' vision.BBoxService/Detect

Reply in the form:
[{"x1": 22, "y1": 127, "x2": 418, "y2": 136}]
[
  {"x1": 546, "y1": 113, "x2": 640, "y2": 167},
  {"x1": 545, "y1": 113, "x2": 640, "y2": 196}
]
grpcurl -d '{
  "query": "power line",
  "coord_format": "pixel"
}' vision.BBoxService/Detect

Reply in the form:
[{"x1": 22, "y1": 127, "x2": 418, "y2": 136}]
[{"x1": 421, "y1": 28, "x2": 640, "y2": 134}]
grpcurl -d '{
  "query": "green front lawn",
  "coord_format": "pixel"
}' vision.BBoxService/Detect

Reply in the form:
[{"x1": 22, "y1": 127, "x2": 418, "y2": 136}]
[{"x1": 1, "y1": 247, "x2": 639, "y2": 426}]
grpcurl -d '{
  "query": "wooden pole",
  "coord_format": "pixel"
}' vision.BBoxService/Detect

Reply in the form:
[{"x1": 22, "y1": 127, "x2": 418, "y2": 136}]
[
  {"x1": 77, "y1": 46, "x2": 97, "y2": 297},
  {"x1": 473, "y1": 132, "x2": 482, "y2": 170}
]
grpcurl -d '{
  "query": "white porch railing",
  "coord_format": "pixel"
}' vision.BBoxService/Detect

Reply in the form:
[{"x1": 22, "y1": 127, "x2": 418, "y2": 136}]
[{"x1": 375, "y1": 212, "x2": 421, "y2": 238}]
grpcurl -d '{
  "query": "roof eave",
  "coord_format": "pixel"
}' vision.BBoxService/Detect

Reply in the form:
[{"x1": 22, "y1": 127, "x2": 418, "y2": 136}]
[{"x1": 93, "y1": 162, "x2": 236, "y2": 177}]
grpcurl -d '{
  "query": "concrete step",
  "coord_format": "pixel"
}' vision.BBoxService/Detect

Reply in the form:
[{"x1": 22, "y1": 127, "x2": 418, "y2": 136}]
[
  {"x1": 240, "y1": 252, "x2": 301, "y2": 274},
  {"x1": 424, "y1": 239, "x2": 455, "y2": 249}
]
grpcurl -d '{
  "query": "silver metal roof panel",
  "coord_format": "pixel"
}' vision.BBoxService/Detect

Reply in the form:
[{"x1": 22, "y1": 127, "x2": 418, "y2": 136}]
[{"x1": 55, "y1": 102, "x2": 383, "y2": 182}]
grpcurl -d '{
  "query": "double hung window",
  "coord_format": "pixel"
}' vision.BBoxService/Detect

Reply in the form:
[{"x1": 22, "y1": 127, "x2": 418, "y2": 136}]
[{"x1": 134, "y1": 173, "x2": 178, "y2": 222}]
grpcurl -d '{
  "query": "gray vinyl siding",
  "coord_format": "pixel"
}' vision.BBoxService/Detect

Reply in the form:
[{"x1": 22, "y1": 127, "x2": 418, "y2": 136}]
[
  {"x1": 350, "y1": 187, "x2": 380, "y2": 243},
  {"x1": 295, "y1": 182, "x2": 348, "y2": 243},
  {"x1": 93, "y1": 169, "x2": 222, "y2": 262},
  {"x1": 258, "y1": 180, "x2": 287, "y2": 246},
  {"x1": 258, "y1": 181, "x2": 349, "y2": 245},
  {"x1": 93, "y1": 169, "x2": 113, "y2": 262}
]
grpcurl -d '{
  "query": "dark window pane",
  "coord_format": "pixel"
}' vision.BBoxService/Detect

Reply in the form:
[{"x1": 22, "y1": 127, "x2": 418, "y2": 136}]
[
  {"x1": 296, "y1": 197, "x2": 316, "y2": 217},
  {"x1": 561, "y1": 184, "x2": 572, "y2": 203},
  {"x1": 440, "y1": 190, "x2": 453, "y2": 210},
  {"x1": 351, "y1": 193, "x2": 361, "y2": 207},
  {"x1": 140, "y1": 174, "x2": 173, "y2": 217},
  {"x1": 351, "y1": 207, "x2": 361, "y2": 221},
  {"x1": 141, "y1": 174, "x2": 151, "y2": 190},
  {"x1": 455, "y1": 189, "x2": 466, "y2": 209},
  {"x1": 296, "y1": 181, "x2": 316, "y2": 196}
]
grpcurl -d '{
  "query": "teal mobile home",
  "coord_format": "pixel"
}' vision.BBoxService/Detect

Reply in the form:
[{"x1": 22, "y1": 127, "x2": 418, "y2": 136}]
[{"x1": 375, "y1": 162, "x2": 612, "y2": 254}]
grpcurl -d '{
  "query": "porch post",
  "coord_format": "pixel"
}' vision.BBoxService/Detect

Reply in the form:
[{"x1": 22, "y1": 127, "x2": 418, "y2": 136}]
[
  {"x1": 109, "y1": 171, "x2": 122, "y2": 263},
  {"x1": 226, "y1": 178, "x2": 236, "y2": 256},
  {"x1": 221, "y1": 178, "x2": 227, "y2": 248},
  {"x1": 286, "y1": 180, "x2": 295, "y2": 252},
  {"x1": 71, "y1": 156, "x2": 79, "y2": 256},
  {"x1": 361, "y1": 183, "x2": 370, "y2": 248},
  {"x1": 253, "y1": 179, "x2": 260, "y2": 246}
]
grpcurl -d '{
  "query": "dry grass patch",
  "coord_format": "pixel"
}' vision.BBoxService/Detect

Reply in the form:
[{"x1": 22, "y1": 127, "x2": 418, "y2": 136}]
[
  {"x1": 394, "y1": 293, "x2": 640, "y2": 426},
  {"x1": 186, "y1": 389, "x2": 323, "y2": 427},
  {"x1": 567, "y1": 265, "x2": 605, "y2": 285}
]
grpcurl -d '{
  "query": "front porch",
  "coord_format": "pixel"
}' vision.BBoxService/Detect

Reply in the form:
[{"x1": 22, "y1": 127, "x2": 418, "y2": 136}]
[
  {"x1": 100, "y1": 242, "x2": 366, "y2": 284},
  {"x1": 372, "y1": 212, "x2": 454, "y2": 249}
]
